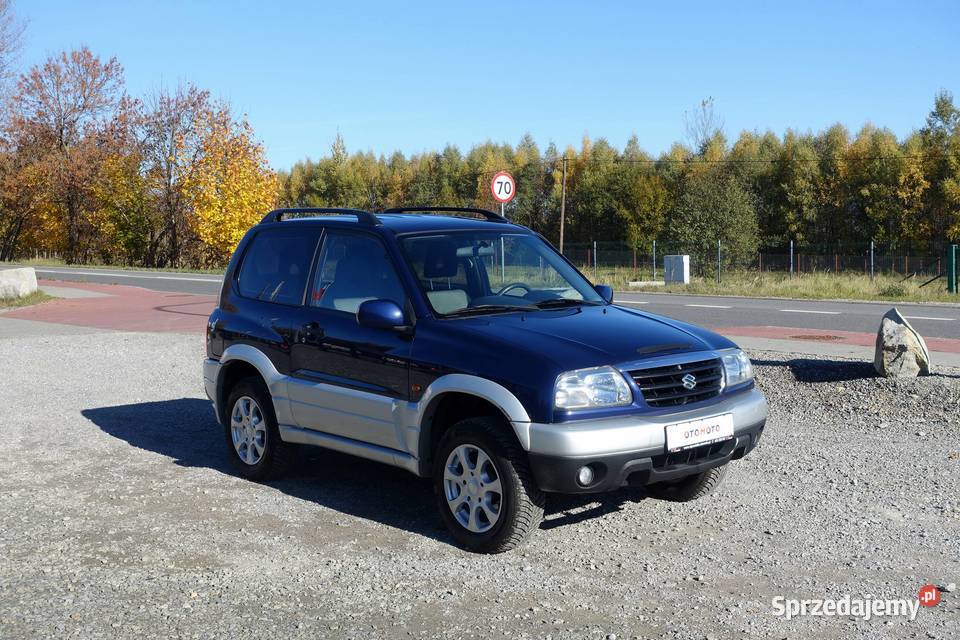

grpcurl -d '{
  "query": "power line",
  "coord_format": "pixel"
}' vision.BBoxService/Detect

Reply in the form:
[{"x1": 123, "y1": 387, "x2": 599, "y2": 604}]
[{"x1": 550, "y1": 154, "x2": 931, "y2": 165}]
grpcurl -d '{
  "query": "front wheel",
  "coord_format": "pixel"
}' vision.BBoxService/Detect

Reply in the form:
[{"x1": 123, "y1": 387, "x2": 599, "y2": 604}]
[
  {"x1": 434, "y1": 417, "x2": 545, "y2": 553},
  {"x1": 646, "y1": 464, "x2": 728, "y2": 502}
]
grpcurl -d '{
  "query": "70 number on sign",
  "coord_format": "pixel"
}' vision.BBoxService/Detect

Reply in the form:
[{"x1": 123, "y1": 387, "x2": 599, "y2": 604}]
[{"x1": 490, "y1": 171, "x2": 516, "y2": 206}]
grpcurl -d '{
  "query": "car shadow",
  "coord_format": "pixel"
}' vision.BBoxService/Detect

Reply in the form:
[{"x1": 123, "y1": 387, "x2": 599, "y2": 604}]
[
  {"x1": 753, "y1": 356, "x2": 958, "y2": 382},
  {"x1": 81, "y1": 398, "x2": 647, "y2": 547},
  {"x1": 752, "y1": 357, "x2": 877, "y2": 383}
]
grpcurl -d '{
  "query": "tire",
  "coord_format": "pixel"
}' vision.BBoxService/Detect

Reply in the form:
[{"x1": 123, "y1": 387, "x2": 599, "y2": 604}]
[
  {"x1": 223, "y1": 377, "x2": 290, "y2": 481},
  {"x1": 433, "y1": 416, "x2": 545, "y2": 553},
  {"x1": 647, "y1": 464, "x2": 728, "y2": 502}
]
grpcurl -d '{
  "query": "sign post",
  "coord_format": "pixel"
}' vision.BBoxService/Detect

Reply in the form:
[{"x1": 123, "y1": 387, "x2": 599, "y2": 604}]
[
  {"x1": 490, "y1": 171, "x2": 516, "y2": 218},
  {"x1": 948, "y1": 244, "x2": 958, "y2": 294}
]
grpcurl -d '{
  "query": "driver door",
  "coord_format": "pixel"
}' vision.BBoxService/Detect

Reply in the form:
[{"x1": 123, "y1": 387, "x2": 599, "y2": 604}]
[{"x1": 287, "y1": 231, "x2": 412, "y2": 451}]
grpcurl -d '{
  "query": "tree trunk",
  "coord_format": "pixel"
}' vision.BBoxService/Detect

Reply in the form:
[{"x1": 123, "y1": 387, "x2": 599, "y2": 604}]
[{"x1": 0, "y1": 216, "x2": 25, "y2": 261}]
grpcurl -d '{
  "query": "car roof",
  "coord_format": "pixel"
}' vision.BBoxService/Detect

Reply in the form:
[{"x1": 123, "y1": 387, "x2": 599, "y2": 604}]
[
  {"x1": 260, "y1": 210, "x2": 530, "y2": 234},
  {"x1": 376, "y1": 213, "x2": 526, "y2": 233}
]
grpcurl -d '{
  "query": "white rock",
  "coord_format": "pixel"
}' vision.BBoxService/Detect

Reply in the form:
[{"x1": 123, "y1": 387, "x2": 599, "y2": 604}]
[
  {"x1": 873, "y1": 308, "x2": 930, "y2": 378},
  {"x1": 0, "y1": 267, "x2": 38, "y2": 299}
]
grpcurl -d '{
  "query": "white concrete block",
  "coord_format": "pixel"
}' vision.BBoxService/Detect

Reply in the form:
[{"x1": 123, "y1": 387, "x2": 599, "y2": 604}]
[
  {"x1": 0, "y1": 267, "x2": 39, "y2": 298},
  {"x1": 663, "y1": 255, "x2": 690, "y2": 284}
]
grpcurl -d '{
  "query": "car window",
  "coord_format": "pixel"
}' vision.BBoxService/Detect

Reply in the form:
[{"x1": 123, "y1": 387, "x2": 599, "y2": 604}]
[
  {"x1": 402, "y1": 235, "x2": 473, "y2": 288},
  {"x1": 237, "y1": 229, "x2": 319, "y2": 305},
  {"x1": 400, "y1": 232, "x2": 602, "y2": 316},
  {"x1": 311, "y1": 232, "x2": 406, "y2": 313},
  {"x1": 495, "y1": 236, "x2": 583, "y2": 293}
]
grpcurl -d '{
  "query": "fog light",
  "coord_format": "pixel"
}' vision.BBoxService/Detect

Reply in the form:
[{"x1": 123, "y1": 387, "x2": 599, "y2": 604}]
[{"x1": 576, "y1": 465, "x2": 595, "y2": 487}]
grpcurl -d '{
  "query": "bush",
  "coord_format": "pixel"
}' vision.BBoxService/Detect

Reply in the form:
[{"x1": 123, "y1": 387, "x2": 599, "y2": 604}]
[{"x1": 877, "y1": 283, "x2": 907, "y2": 298}]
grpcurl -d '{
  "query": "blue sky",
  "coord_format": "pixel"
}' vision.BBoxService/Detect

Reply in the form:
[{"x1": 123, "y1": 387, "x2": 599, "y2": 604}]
[{"x1": 17, "y1": 1, "x2": 960, "y2": 169}]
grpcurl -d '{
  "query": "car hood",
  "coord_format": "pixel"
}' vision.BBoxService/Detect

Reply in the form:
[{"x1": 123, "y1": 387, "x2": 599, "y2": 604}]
[{"x1": 447, "y1": 303, "x2": 736, "y2": 371}]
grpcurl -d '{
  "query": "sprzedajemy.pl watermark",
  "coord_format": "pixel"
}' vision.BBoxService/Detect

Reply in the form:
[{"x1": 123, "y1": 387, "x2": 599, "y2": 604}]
[{"x1": 772, "y1": 584, "x2": 943, "y2": 622}]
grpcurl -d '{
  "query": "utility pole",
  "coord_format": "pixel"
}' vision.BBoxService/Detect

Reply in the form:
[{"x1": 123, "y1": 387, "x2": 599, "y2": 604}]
[
  {"x1": 593, "y1": 240, "x2": 598, "y2": 279},
  {"x1": 653, "y1": 240, "x2": 657, "y2": 281},
  {"x1": 559, "y1": 156, "x2": 568, "y2": 254}
]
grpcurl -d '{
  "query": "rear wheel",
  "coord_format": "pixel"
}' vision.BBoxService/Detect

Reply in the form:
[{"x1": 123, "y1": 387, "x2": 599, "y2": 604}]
[
  {"x1": 647, "y1": 464, "x2": 728, "y2": 502},
  {"x1": 223, "y1": 377, "x2": 289, "y2": 481},
  {"x1": 434, "y1": 417, "x2": 544, "y2": 553}
]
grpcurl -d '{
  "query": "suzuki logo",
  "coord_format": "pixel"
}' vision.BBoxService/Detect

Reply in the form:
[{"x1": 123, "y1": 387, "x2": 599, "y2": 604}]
[{"x1": 681, "y1": 373, "x2": 697, "y2": 390}]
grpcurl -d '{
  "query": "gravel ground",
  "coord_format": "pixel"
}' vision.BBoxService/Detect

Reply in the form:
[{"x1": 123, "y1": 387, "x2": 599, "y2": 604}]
[{"x1": 1, "y1": 331, "x2": 958, "y2": 639}]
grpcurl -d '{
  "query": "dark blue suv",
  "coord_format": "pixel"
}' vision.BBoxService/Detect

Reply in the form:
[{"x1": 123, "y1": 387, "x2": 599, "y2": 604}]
[{"x1": 204, "y1": 207, "x2": 767, "y2": 553}]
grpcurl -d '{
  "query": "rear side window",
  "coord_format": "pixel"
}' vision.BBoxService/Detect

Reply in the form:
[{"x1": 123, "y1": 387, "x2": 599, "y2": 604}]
[{"x1": 237, "y1": 229, "x2": 320, "y2": 305}]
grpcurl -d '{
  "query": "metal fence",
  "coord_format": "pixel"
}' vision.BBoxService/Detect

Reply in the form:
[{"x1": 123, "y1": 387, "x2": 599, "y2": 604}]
[{"x1": 560, "y1": 241, "x2": 950, "y2": 279}]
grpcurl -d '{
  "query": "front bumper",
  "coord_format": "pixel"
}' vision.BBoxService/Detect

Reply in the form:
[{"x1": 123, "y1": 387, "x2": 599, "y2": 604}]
[{"x1": 523, "y1": 387, "x2": 767, "y2": 493}]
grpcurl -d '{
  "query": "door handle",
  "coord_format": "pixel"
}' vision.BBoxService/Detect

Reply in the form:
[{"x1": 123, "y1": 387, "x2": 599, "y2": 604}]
[{"x1": 300, "y1": 321, "x2": 324, "y2": 342}]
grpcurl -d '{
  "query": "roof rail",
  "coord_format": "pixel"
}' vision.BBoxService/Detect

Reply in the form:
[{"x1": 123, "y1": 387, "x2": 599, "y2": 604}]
[
  {"x1": 259, "y1": 207, "x2": 380, "y2": 225},
  {"x1": 381, "y1": 206, "x2": 509, "y2": 223}
]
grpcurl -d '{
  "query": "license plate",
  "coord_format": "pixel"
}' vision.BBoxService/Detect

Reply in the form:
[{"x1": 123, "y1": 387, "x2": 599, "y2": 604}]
[{"x1": 665, "y1": 413, "x2": 734, "y2": 452}]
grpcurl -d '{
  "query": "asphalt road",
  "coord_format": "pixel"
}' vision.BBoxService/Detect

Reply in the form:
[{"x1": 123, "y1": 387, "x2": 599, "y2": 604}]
[
  {"x1": 615, "y1": 291, "x2": 960, "y2": 339},
  {"x1": 22, "y1": 264, "x2": 960, "y2": 339},
  {"x1": 29, "y1": 266, "x2": 224, "y2": 296}
]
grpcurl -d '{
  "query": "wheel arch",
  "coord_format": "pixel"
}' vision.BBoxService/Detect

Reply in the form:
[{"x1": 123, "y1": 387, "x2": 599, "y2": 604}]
[
  {"x1": 216, "y1": 345, "x2": 291, "y2": 425},
  {"x1": 414, "y1": 375, "x2": 532, "y2": 476}
]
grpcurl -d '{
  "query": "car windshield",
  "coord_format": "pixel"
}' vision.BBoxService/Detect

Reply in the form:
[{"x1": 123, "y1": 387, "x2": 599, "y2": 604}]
[{"x1": 399, "y1": 231, "x2": 605, "y2": 316}]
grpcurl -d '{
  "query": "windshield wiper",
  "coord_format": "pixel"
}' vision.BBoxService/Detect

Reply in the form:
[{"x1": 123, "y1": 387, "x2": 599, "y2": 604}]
[
  {"x1": 444, "y1": 304, "x2": 532, "y2": 318},
  {"x1": 533, "y1": 298, "x2": 604, "y2": 309}
]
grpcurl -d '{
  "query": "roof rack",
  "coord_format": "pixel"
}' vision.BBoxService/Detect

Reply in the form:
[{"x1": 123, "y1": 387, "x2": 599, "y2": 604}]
[
  {"x1": 259, "y1": 207, "x2": 380, "y2": 225},
  {"x1": 381, "y1": 206, "x2": 509, "y2": 223}
]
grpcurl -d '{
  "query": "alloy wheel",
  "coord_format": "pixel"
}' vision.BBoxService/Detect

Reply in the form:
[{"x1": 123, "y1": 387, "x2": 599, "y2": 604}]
[
  {"x1": 443, "y1": 444, "x2": 503, "y2": 533},
  {"x1": 230, "y1": 396, "x2": 266, "y2": 465}
]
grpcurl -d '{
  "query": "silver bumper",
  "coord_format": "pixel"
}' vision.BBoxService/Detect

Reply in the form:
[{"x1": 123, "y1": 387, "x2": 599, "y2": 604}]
[
  {"x1": 523, "y1": 388, "x2": 767, "y2": 457},
  {"x1": 203, "y1": 358, "x2": 221, "y2": 423}
]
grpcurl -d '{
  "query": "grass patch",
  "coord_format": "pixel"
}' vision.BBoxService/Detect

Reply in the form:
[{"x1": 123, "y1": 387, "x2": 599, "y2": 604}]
[
  {"x1": 581, "y1": 267, "x2": 959, "y2": 303},
  {"x1": 0, "y1": 290, "x2": 55, "y2": 309},
  {"x1": 9, "y1": 258, "x2": 224, "y2": 275}
]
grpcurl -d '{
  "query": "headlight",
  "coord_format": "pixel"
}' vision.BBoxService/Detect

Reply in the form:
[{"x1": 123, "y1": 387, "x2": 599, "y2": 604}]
[
  {"x1": 554, "y1": 365, "x2": 632, "y2": 410},
  {"x1": 721, "y1": 349, "x2": 754, "y2": 387}
]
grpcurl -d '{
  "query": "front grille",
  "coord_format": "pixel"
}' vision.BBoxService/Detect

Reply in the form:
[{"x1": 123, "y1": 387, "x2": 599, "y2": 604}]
[
  {"x1": 651, "y1": 441, "x2": 730, "y2": 468},
  {"x1": 629, "y1": 357, "x2": 723, "y2": 407}
]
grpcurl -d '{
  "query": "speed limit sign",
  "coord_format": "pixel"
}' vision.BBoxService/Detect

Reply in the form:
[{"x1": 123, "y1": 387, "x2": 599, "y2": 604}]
[{"x1": 490, "y1": 171, "x2": 516, "y2": 204}]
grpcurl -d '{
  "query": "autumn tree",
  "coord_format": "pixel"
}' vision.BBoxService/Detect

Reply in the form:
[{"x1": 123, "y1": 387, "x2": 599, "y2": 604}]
[
  {"x1": 616, "y1": 170, "x2": 668, "y2": 250},
  {"x1": 771, "y1": 132, "x2": 820, "y2": 244},
  {"x1": 140, "y1": 84, "x2": 211, "y2": 266},
  {"x1": 8, "y1": 47, "x2": 125, "y2": 262},
  {"x1": 0, "y1": 0, "x2": 23, "y2": 94},
  {"x1": 684, "y1": 97, "x2": 724, "y2": 154},
  {"x1": 664, "y1": 173, "x2": 759, "y2": 271},
  {"x1": 812, "y1": 123, "x2": 851, "y2": 245},
  {"x1": 920, "y1": 90, "x2": 960, "y2": 242},
  {"x1": 186, "y1": 105, "x2": 277, "y2": 263},
  {"x1": 728, "y1": 130, "x2": 781, "y2": 244},
  {"x1": 91, "y1": 140, "x2": 149, "y2": 264}
]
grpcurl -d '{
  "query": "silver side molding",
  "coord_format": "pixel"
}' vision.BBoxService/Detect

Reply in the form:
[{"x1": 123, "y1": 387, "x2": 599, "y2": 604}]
[
  {"x1": 211, "y1": 346, "x2": 533, "y2": 478},
  {"x1": 279, "y1": 425, "x2": 419, "y2": 475}
]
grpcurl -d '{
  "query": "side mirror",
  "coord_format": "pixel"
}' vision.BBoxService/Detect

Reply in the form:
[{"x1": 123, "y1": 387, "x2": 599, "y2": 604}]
[
  {"x1": 357, "y1": 299, "x2": 407, "y2": 331},
  {"x1": 595, "y1": 284, "x2": 614, "y2": 303}
]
